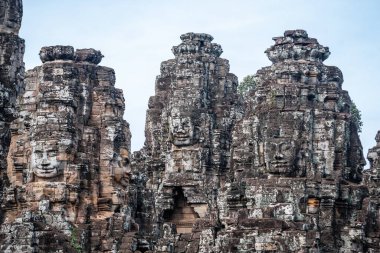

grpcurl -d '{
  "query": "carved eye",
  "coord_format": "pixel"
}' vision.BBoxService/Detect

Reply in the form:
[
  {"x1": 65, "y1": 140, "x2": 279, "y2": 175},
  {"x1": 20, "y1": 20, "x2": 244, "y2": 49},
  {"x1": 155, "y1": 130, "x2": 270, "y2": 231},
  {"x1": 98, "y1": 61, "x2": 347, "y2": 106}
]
[
  {"x1": 281, "y1": 144, "x2": 292, "y2": 151},
  {"x1": 269, "y1": 143, "x2": 277, "y2": 151},
  {"x1": 48, "y1": 150, "x2": 57, "y2": 157},
  {"x1": 34, "y1": 150, "x2": 43, "y2": 158},
  {"x1": 182, "y1": 121, "x2": 190, "y2": 128},
  {"x1": 280, "y1": 143, "x2": 294, "y2": 157}
]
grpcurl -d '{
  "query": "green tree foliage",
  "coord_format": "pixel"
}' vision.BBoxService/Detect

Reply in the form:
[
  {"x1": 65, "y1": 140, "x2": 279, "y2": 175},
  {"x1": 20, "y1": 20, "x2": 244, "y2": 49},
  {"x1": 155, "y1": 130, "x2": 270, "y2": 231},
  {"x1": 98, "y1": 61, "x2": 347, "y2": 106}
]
[
  {"x1": 238, "y1": 75, "x2": 256, "y2": 95},
  {"x1": 351, "y1": 102, "x2": 363, "y2": 133},
  {"x1": 70, "y1": 227, "x2": 82, "y2": 252}
]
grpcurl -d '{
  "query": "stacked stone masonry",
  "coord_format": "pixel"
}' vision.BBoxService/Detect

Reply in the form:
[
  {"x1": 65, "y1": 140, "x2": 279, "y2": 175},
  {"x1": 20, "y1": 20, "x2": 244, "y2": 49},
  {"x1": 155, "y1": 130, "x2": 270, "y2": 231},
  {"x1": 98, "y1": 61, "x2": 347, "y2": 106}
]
[
  {"x1": 1, "y1": 1, "x2": 380, "y2": 252},
  {"x1": 0, "y1": 1, "x2": 25, "y2": 249},
  {"x1": 0, "y1": 45, "x2": 137, "y2": 251},
  {"x1": 0, "y1": 0, "x2": 24, "y2": 192},
  {"x1": 134, "y1": 30, "x2": 375, "y2": 253}
]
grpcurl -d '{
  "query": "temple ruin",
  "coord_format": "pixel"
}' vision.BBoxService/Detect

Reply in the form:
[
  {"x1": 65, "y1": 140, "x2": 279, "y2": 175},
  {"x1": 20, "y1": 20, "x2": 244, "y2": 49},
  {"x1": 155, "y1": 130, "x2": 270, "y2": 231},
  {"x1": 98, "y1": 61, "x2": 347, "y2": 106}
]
[
  {"x1": 0, "y1": 16, "x2": 137, "y2": 250},
  {"x1": 0, "y1": 0, "x2": 380, "y2": 252}
]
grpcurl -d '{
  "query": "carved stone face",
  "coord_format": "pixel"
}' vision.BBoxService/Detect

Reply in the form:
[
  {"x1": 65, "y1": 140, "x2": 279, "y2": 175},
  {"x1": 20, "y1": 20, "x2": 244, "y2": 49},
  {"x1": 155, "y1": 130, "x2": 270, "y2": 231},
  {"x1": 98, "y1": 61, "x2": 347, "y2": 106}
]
[
  {"x1": 170, "y1": 115, "x2": 194, "y2": 146},
  {"x1": 265, "y1": 138, "x2": 297, "y2": 175},
  {"x1": 115, "y1": 148, "x2": 130, "y2": 185},
  {"x1": 31, "y1": 141, "x2": 62, "y2": 178},
  {"x1": 0, "y1": 0, "x2": 23, "y2": 34},
  {"x1": 368, "y1": 149, "x2": 379, "y2": 169}
]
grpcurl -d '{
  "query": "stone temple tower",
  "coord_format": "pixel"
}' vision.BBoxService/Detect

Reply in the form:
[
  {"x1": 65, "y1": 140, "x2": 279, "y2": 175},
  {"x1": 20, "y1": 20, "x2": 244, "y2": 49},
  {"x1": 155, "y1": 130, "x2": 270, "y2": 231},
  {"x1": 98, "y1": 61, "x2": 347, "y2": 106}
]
[
  {"x1": 0, "y1": 0, "x2": 24, "y2": 179},
  {"x1": 363, "y1": 131, "x2": 380, "y2": 252},
  {"x1": 0, "y1": 1, "x2": 25, "y2": 247},
  {"x1": 0, "y1": 46, "x2": 136, "y2": 252},
  {"x1": 135, "y1": 32, "x2": 240, "y2": 251},
  {"x1": 134, "y1": 30, "x2": 369, "y2": 253},
  {"x1": 221, "y1": 30, "x2": 367, "y2": 252},
  {"x1": 0, "y1": 1, "x2": 378, "y2": 251}
]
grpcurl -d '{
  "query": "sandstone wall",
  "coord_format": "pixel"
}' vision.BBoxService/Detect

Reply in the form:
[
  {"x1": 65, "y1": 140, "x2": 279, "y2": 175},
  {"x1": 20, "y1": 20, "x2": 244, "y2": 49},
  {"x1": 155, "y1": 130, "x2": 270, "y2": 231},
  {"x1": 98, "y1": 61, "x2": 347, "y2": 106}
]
[
  {"x1": 1, "y1": 1, "x2": 380, "y2": 252},
  {"x1": 0, "y1": 0, "x2": 24, "y2": 176},
  {"x1": 0, "y1": 46, "x2": 136, "y2": 252},
  {"x1": 134, "y1": 32, "x2": 240, "y2": 252},
  {"x1": 363, "y1": 131, "x2": 380, "y2": 252},
  {"x1": 134, "y1": 31, "x2": 376, "y2": 253},
  {"x1": 0, "y1": 0, "x2": 25, "y2": 236},
  {"x1": 222, "y1": 30, "x2": 367, "y2": 253}
]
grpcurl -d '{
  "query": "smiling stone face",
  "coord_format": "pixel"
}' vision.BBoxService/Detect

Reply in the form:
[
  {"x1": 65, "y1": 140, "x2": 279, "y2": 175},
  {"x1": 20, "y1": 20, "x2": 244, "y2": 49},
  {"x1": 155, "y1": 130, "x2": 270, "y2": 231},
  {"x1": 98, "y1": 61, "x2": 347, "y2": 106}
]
[
  {"x1": 30, "y1": 141, "x2": 62, "y2": 178},
  {"x1": 262, "y1": 113, "x2": 303, "y2": 176},
  {"x1": 171, "y1": 116, "x2": 194, "y2": 146},
  {"x1": 169, "y1": 108, "x2": 195, "y2": 147},
  {"x1": 265, "y1": 138, "x2": 297, "y2": 175},
  {"x1": 114, "y1": 147, "x2": 131, "y2": 186}
]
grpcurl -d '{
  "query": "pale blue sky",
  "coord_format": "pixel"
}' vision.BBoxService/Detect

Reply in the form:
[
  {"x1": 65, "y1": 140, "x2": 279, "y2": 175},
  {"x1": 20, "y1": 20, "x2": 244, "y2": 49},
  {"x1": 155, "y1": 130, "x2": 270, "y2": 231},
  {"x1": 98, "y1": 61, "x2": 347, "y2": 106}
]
[{"x1": 21, "y1": 0, "x2": 380, "y2": 166}]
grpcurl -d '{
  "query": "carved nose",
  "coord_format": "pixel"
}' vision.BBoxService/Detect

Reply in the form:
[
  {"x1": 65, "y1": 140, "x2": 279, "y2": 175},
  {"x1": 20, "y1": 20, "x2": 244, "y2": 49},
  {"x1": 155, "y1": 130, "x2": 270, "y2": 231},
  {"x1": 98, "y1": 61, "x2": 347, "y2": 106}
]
[
  {"x1": 177, "y1": 127, "x2": 186, "y2": 133},
  {"x1": 274, "y1": 153, "x2": 283, "y2": 160},
  {"x1": 42, "y1": 159, "x2": 50, "y2": 166}
]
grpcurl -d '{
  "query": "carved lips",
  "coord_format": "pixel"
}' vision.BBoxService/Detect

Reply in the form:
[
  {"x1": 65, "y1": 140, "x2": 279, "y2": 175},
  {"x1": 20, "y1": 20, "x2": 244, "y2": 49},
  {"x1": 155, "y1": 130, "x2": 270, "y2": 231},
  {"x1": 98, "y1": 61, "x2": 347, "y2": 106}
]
[
  {"x1": 170, "y1": 116, "x2": 194, "y2": 146},
  {"x1": 266, "y1": 140, "x2": 296, "y2": 175},
  {"x1": 31, "y1": 144, "x2": 62, "y2": 178}
]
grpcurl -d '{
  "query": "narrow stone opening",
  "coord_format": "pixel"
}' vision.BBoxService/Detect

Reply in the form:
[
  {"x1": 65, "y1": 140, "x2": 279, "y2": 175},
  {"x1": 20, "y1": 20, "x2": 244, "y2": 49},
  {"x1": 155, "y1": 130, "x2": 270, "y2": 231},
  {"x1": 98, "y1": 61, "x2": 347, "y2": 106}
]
[{"x1": 164, "y1": 187, "x2": 199, "y2": 234}]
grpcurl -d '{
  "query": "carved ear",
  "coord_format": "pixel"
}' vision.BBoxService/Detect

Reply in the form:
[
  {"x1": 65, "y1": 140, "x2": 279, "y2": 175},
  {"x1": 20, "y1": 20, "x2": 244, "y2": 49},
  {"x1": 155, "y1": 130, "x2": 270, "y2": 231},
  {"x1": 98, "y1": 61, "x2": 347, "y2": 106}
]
[
  {"x1": 24, "y1": 149, "x2": 33, "y2": 182},
  {"x1": 25, "y1": 168, "x2": 34, "y2": 183},
  {"x1": 25, "y1": 149, "x2": 31, "y2": 162},
  {"x1": 194, "y1": 126, "x2": 202, "y2": 139},
  {"x1": 168, "y1": 131, "x2": 173, "y2": 142}
]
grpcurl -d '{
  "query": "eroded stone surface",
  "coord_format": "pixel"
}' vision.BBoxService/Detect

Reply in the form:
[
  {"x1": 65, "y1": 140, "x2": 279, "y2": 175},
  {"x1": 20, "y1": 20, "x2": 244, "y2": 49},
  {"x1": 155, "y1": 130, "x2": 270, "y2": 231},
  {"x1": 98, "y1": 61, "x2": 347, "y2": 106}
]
[
  {"x1": 362, "y1": 131, "x2": 380, "y2": 252},
  {"x1": 0, "y1": 46, "x2": 136, "y2": 252},
  {"x1": 134, "y1": 32, "x2": 240, "y2": 252},
  {"x1": 0, "y1": 0, "x2": 25, "y2": 237},
  {"x1": 0, "y1": 0, "x2": 24, "y2": 164},
  {"x1": 133, "y1": 30, "x2": 376, "y2": 253},
  {"x1": 0, "y1": 0, "x2": 22, "y2": 35},
  {"x1": 0, "y1": 2, "x2": 379, "y2": 251},
  {"x1": 222, "y1": 30, "x2": 368, "y2": 253}
]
